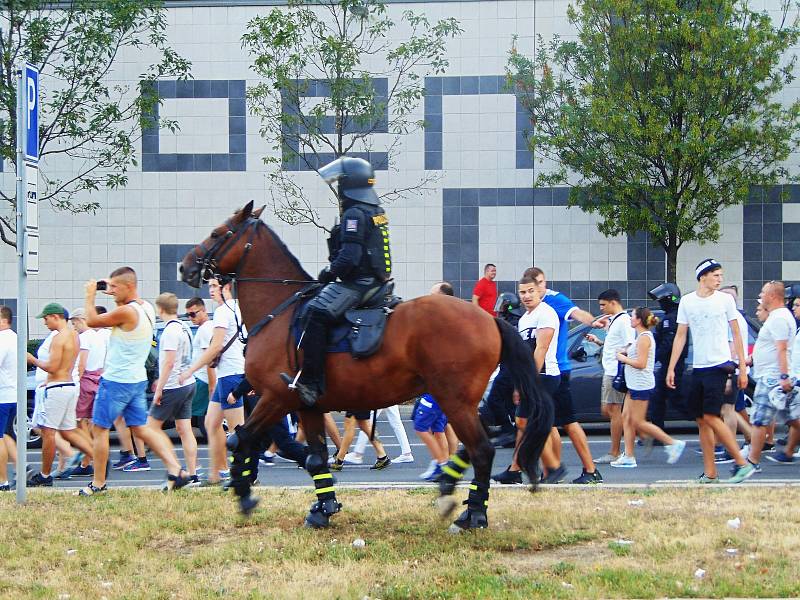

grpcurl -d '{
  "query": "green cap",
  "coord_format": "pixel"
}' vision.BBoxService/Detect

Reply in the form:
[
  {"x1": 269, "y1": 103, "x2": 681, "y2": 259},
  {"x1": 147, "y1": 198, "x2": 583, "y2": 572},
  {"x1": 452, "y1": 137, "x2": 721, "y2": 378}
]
[{"x1": 36, "y1": 302, "x2": 67, "y2": 319}]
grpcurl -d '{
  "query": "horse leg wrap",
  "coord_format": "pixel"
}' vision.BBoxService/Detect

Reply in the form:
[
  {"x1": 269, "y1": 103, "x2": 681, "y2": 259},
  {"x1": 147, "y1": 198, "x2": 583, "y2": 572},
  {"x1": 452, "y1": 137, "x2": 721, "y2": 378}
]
[
  {"x1": 438, "y1": 450, "x2": 471, "y2": 496},
  {"x1": 452, "y1": 481, "x2": 489, "y2": 531},
  {"x1": 304, "y1": 455, "x2": 342, "y2": 529},
  {"x1": 227, "y1": 427, "x2": 261, "y2": 516}
]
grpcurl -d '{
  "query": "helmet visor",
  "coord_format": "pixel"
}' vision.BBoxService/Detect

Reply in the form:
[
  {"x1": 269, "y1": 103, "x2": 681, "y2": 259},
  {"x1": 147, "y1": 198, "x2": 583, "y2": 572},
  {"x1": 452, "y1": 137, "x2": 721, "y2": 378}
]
[{"x1": 318, "y1": 158, "x2": 346, "y2": 184}]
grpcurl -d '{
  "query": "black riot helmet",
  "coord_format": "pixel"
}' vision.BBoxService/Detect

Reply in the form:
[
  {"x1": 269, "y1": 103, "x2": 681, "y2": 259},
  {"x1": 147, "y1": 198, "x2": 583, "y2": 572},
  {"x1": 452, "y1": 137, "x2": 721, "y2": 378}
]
[
  {"x1": 648, "y1": 282, "x2": 681, "y2": 311},
  {"x1": 318, "y1": 156, "x2": 379, "y2": 206}
]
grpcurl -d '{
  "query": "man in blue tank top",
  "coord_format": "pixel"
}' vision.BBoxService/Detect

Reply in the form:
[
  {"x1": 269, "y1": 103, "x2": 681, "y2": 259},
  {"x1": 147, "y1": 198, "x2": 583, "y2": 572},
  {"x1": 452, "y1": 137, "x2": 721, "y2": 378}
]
[{"x1": 82, "y1": 266, "x2": 191, "y2": 496}]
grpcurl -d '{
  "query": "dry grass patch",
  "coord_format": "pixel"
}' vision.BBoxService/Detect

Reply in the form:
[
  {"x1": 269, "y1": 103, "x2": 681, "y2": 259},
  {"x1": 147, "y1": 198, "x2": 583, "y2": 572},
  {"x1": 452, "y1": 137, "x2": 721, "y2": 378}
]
[{"x1": 1, "y1": 486, "x2": 799, "y2": 599}]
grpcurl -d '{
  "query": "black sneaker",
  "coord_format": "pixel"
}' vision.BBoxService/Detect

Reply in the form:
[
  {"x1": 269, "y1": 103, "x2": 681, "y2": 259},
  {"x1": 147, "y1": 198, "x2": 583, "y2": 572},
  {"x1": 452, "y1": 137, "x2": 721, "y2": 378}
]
[
  {"x1": 370, "y1": 456, "x2": 391, "y2": 470},
  {"x1": 491, "y1": 467, "x2": 523, "y2": 484},
  {"x1": 28, "y1": 472, "x2": 53, "y2": 487},
  {"x1": 0, "y1": 483, "x2": 10, "y2": 491},
  {"x1": 762, "y1": 442, "x2": 776, "y2": 453},
  {"x1": 714, "y1": 451, "x2": 735, "y2": 464},
  {"x1": 541, "y1": 465, "x2": 567, "y2": 484},
  {"x1": 572, "y1": 469, "x2": 603, "y2": 484}
]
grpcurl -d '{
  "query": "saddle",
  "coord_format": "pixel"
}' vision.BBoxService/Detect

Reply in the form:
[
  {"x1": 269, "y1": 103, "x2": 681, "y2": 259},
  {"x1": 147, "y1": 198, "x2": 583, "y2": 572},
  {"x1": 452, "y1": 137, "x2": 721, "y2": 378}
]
[{"x1": 294, "y1": 280, "x2": 402, "y2": 359}]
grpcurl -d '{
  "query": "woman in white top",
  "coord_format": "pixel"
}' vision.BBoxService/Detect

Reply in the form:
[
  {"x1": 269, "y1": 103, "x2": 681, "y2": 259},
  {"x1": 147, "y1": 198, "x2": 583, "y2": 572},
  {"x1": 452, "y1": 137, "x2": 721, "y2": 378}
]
[{"x1": 611, "y1": 307, "x2": 687, "y2": 468}]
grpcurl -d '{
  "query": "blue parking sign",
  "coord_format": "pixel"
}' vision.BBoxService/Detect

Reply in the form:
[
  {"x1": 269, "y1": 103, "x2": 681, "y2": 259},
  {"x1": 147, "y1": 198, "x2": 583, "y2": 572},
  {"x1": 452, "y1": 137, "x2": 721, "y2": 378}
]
[{"x1": 24, "y1": 63, "x2": 38, "y2": 163}]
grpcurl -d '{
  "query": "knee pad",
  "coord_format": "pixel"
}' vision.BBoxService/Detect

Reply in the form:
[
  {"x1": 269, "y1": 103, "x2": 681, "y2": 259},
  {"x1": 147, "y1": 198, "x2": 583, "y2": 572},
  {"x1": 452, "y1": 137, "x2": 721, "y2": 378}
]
[{"x1": 305, "y1": 453, "x2": 326, "y2": 474}]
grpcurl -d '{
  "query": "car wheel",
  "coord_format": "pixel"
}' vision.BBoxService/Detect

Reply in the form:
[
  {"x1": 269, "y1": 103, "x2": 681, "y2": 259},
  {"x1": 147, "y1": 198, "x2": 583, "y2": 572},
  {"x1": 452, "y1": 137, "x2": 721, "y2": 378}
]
[{"x1": 13, "y1": 413, "x2": 42, "y2": 449}]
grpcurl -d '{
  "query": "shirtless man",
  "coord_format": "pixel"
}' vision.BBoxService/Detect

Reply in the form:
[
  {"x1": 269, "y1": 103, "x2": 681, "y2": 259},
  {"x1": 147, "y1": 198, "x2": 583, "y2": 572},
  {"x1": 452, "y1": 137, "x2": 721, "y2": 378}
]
[{"x1": 26, "y1": 303, "x2": 94, "y2": 487}]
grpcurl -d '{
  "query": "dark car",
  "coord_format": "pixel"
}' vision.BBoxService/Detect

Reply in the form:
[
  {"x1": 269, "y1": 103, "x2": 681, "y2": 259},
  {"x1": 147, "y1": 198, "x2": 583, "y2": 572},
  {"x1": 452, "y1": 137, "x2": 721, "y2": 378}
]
[
  {"x1": 2, "y1": 371, "x2": 43, "y2": 449},
  {"x1": 566, "y1": 310, "x2": 761, "y2": 423}
]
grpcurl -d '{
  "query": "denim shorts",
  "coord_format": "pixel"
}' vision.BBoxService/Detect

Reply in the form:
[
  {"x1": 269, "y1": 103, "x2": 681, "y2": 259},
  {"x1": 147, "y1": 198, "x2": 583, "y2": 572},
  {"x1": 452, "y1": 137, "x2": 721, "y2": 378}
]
[
  {"x1": 629, "y1": 388, "x2": 654, "y2": 401},
  {"x1": 0, "y1": 404, "x2": 14, "y2": 435},
  {"x1": 211, "y1": 374, "x2": 244, "y2": 409},
  {"x1": 413, "y1": 395, "x2": 447, "y2": 433},
  {"x1": 92, "y1": 379, "x2": 148, "y2": 429},
  {"x1": 751, "y1": 378, "x2": 800, "y2": 427}
]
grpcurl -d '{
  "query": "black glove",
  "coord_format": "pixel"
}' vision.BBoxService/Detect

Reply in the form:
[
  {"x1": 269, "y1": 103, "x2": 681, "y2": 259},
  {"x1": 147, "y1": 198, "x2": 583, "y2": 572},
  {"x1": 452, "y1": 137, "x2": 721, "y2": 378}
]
[{"x1": 317, "y1": 267, "x2": 335, "y2": 284}]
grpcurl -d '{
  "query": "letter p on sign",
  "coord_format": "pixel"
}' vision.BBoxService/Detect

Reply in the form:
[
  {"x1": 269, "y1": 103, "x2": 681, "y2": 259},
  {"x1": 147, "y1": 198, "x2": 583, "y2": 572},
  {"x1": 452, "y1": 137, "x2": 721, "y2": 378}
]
[{"x1": 24, "y1": 63, "x2": 39, "y2": 164}]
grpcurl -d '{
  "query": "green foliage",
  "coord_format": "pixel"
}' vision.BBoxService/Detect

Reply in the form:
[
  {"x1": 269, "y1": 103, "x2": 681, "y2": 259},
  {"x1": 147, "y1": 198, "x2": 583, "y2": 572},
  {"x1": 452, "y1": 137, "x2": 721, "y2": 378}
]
[
  {"x1": 26, "y1": 337, "x2": 42, "y2": 357},
  {"x1": 0, "y1": 0, "x2": 191, "y2": 247},
  {"x1": 508, "y1": 0, "x2": 800, "y2": 280},
  {"x1": 242, "y1": 0, "x2": 461, "y2": 227}
]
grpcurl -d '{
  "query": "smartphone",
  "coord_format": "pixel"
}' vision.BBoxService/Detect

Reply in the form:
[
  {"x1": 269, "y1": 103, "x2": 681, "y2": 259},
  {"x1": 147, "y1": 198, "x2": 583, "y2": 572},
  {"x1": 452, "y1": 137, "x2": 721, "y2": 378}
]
[{"x1": 96, "y1": 280, "x2": 108, "y2": 291}]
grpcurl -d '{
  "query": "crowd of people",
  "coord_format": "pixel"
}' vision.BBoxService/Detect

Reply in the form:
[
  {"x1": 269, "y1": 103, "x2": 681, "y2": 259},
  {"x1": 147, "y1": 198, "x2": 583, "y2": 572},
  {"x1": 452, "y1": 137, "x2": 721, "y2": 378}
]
[
  {"x1": 1, "y1": 256, "x2": 799, "y2": 493},
  {"x1": 475, "y1": 259, "x2": 800, "y2": 485}
]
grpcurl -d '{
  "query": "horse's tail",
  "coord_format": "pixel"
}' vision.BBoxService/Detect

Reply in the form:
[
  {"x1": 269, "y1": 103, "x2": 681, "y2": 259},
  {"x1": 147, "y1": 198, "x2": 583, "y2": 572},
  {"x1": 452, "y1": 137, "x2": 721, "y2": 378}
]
[{"x1": 494, "y1": 317, "x2": 554, "y2": 489}]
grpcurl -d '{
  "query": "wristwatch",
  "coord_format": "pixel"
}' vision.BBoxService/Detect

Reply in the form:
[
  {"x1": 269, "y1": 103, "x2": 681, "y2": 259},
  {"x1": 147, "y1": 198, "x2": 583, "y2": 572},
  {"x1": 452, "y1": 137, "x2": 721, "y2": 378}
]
[{"x1": 780, "y1": 374, "x2": 790, "y2": 380}]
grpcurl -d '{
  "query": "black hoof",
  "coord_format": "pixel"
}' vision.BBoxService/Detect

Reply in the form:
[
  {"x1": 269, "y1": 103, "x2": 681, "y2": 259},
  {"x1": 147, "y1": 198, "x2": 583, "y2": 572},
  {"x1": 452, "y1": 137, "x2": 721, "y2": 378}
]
[
  {"x1": 450, "y1": 508, "x2": 488, "y2": 533},
  {"x1": 304, "y1": 498, "x2": 342, "y2": 529},
  {"x1": 304, "y1": 511, "x2": 331, "y2": 528},
  {"x1": 239, "y1": 495, "x2": 260, "y2": 516}
]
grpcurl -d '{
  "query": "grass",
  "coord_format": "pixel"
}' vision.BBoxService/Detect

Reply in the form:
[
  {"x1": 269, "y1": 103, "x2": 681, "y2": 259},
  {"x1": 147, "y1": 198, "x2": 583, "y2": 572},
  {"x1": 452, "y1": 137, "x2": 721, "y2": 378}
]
[{"x1": 1, "y1": 486, "x2": 799, "y2": 599}]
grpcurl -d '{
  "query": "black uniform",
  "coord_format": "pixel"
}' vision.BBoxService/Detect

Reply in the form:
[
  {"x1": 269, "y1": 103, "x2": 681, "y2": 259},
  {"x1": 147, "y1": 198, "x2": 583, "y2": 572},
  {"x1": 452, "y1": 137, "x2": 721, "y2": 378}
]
[
  {"x1": 295, "y1": 157, "x2": 392, "y2": 407},
  {"x1": 648, "y1": 293, "x2": 688, "y2": 428}
]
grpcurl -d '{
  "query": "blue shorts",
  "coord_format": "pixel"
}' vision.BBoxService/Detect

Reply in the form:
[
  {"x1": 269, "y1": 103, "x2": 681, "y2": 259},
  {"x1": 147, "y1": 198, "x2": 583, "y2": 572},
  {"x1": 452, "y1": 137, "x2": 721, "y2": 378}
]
[
  {"x1": 0, "y1": 404, "x2": 15, "y2": 435},
  {"x1": 413, "y1": 394, "x2": 447, "y2": 433},
  {"x1": 92, "y1": 379, "x2": 148, "y2": 430},
  {"x1": 629, "y1": 388, "x2": 654, "y2": 401},
  {"x1": 735, "y1": 390, "x2": 746, "y2": 413},
  {"x1": 211, "y1": 374, "x2": 245, "y2": 409}
]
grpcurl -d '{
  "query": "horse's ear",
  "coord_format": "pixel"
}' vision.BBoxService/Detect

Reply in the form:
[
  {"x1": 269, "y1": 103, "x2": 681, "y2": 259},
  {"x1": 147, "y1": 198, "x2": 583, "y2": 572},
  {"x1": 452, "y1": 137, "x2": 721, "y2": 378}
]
[
  {"x1": 252, "y1": 204, "x2": 266, "y2": 219},
  {"x1": 237, "y1": 200, "x2": 254, "y2": 221}
]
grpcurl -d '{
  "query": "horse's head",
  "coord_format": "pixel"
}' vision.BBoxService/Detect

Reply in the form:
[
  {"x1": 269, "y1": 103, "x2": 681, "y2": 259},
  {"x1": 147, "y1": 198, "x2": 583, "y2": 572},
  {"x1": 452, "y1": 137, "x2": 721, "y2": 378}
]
[{"x1": 180, "y1": 200, "x2": 266, "y2": 288}]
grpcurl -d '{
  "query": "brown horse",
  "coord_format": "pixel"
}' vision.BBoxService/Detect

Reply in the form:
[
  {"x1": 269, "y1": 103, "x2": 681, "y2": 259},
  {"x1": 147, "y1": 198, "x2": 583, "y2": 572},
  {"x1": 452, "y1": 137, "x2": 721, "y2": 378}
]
[{"x1": 179, "y1": 201, "x2": 553, "y2": 530}]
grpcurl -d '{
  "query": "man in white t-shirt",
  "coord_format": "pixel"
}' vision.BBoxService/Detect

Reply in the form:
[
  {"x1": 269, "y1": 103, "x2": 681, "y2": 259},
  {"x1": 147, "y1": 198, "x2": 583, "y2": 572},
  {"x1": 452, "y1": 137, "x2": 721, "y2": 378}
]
[
  {"x1": 747, "y1": 282, "x2": 798, "y2": 466},
  {"x1": 0, "y1": 306, "x2": 17, "y2": 491},
  {"x1": 180, "y1": 278, "x2": 246, "y2": 485},
  {"x1": 185, "y1": 297, "x2": 216, "y2": 434},
  {"x1": 585, "y1": 289, "x2": 634, "y2": 463},
  {"x1": 148, "y1": 293, "x2": 199, "y2": 481},
  {"x1": 667, "y1": 259, "x2": 754, "y2": 484},
  {"x1": 780, "y1": 295, "x2": 800, "y2": 459},
  {"x1": 492, "y1": 274, "x2": 562, "y2": 485}
]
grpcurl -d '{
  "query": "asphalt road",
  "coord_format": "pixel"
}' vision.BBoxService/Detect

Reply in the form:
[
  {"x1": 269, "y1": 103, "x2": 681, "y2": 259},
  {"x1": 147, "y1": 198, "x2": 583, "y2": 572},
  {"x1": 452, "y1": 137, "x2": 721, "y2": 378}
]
[{"x1": 17, "y1": 416, "x2": 800, "y2": 491}]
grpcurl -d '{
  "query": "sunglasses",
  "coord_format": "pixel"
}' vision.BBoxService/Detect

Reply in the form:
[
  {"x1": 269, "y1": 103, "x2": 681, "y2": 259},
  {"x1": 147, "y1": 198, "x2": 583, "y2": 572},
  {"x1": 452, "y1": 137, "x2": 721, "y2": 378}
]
[{"x1": 186, "y1": 310, "x2": 202, "y2": 318}]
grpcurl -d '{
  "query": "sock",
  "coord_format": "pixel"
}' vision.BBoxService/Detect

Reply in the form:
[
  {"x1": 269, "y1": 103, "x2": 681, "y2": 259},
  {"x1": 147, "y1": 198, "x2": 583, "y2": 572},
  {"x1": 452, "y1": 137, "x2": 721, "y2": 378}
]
[{"x1": 265, "y1": 451, "x2": 276, "y2": 458}]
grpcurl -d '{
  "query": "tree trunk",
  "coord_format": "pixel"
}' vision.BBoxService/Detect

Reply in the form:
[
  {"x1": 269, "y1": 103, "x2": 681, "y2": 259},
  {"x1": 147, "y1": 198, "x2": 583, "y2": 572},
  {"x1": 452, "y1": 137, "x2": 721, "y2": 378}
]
[{"x1": 665, "y1": 242, "x2": 679, "y2": 284}]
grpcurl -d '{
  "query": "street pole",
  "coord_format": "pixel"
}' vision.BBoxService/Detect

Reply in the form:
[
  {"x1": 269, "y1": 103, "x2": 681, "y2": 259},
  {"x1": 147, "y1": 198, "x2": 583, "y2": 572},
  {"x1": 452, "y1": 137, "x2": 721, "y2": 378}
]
[{"x1": 15, "y1": 65, "x2": 28, "y2": 504}]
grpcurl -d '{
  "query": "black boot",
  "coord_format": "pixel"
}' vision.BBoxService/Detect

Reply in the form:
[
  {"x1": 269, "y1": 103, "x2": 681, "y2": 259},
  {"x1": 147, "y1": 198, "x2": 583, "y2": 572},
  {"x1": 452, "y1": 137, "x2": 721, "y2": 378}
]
[
  {"x1": 296, "y1": 319, "x2": 326, "y2": 407},
  {"x1": 451, "y1": 481, "x2": 489, "y2": 532}
]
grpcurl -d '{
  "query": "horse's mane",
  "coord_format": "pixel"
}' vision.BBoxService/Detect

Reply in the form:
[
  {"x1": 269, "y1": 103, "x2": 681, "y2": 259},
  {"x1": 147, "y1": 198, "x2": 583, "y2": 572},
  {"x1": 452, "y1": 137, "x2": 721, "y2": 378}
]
[{"x1": 257, "y1": 219, "x2": 313, "y2": 280}]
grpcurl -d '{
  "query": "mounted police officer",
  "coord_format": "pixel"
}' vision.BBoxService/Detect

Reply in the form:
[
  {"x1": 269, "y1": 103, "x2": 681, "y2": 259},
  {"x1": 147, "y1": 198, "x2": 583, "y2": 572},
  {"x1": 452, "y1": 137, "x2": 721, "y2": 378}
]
[
  {"x1": 293, "y1": 156, "x2": 392, "y2": 407},
  {"x1": 648, "y1": 283, "x2": 687, "y2": 429}
]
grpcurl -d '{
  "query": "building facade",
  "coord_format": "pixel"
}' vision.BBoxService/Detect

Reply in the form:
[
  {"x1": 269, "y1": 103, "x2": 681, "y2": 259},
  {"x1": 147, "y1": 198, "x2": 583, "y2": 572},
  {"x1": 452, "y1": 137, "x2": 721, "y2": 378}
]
[{"x1": 1, "y1": 0, "x2": 798, "y2": 335}]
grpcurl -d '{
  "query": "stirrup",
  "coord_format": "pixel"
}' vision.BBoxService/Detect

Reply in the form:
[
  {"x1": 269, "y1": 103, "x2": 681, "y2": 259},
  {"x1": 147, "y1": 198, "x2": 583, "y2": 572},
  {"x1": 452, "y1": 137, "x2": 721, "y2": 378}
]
[{"x1": 280, "y1": 371, "x2": 302, "y2": 390}]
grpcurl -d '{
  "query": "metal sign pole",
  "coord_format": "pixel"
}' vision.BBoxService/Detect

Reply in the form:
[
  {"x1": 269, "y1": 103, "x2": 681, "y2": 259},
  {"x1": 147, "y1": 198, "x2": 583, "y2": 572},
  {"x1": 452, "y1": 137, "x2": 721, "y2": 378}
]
[{"x1": 15, "y1": 65, "x2": 28, "y2": 503}]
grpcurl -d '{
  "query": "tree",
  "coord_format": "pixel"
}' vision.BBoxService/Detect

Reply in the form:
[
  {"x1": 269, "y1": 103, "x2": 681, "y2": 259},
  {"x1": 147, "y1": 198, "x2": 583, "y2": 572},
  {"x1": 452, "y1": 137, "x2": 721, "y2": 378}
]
[
  {"x1": 508, "y1": 0, "x2": 800, "y2": 282},
  {"x1": 0, "y1": 0, "x2": 191, "y2": 247},
  {"x1": 242, "y1": 0, "x2": 461, "y2": 229}
]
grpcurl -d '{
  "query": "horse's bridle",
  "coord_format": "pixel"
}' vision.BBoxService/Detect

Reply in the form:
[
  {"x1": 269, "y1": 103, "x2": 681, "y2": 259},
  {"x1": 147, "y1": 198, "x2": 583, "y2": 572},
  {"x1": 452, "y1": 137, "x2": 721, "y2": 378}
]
[{"x1": 189, "y1": 215, "x2": 320, "y2": 342}]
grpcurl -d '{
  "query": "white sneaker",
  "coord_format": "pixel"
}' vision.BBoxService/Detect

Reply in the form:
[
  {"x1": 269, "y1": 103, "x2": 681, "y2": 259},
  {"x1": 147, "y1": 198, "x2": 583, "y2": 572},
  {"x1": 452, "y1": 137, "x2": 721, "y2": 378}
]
[
  {"x1": 664, "y1": 439, "x2": 687, "y2": 464},
  {"x1": 419, "y1": 459, "x2": 438, "y2": 479},
  {"x1": 594, "y1": 453, "x2": 620, "y2": 464},
  {"x1": 610, "y1": 455, "x2": 637, "y2": 468},
  {"x1": 343, "y1": 452, "x2": 363, "y2": 465},
  {"x1": 393, "y1": 453, "x2": 414, "y2": 463}
]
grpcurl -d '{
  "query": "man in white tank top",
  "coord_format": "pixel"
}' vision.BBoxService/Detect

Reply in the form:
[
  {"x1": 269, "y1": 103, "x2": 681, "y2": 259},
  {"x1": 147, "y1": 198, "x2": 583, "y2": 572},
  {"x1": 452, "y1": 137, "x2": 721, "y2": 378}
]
[{"x1": 82, "y1": 266, "x2": 191, "y2": 495}]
